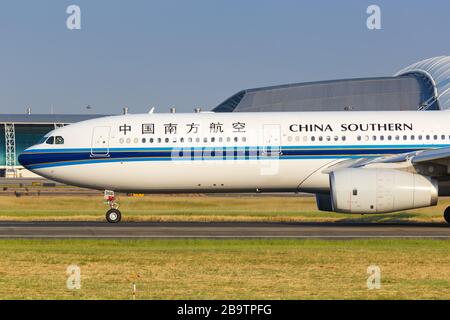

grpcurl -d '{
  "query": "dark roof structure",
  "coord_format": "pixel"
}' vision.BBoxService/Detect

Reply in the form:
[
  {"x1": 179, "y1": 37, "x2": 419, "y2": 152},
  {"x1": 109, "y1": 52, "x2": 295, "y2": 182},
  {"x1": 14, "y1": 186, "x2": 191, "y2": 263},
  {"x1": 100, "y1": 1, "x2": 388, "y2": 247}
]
[{"x1": 213, "y1": 56, "x2": 449, "y2": 113}]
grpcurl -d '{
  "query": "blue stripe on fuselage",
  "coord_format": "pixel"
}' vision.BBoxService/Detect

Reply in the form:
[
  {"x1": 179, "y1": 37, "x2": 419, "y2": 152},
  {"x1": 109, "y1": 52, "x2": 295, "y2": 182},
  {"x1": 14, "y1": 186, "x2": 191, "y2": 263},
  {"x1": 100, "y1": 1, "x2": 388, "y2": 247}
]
[{"x1": 18, "y1": 144, "x2": 449, "y2": 170}]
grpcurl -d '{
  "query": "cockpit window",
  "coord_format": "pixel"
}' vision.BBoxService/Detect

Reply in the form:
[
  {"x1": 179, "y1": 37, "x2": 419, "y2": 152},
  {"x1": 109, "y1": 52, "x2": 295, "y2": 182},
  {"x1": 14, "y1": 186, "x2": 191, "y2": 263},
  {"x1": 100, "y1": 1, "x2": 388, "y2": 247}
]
[
  {"x1": 44, "y1": 136, "x2": 64, "y2": 145},
  {"x1": 55, "y1": 136, "x2": 64, "y2": 144}
]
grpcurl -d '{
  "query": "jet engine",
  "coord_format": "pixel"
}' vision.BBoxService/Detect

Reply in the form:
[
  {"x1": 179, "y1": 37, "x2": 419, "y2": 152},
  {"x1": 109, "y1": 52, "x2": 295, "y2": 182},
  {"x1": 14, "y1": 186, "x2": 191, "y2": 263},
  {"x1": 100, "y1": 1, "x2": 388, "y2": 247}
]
[{"x1": 329, "y1": 168, "x2": 438, "y2": 214}]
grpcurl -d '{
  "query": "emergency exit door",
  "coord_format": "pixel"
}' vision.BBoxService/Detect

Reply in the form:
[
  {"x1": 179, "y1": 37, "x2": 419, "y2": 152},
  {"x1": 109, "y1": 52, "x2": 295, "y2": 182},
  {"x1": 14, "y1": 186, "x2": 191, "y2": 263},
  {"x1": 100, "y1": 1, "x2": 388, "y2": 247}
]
[
  {"x1": 262, "y1": 124, "x2": 281, "y2": 156},
  {"x1": 91, "y1": 126, "x2": 110, "y2": 157}
]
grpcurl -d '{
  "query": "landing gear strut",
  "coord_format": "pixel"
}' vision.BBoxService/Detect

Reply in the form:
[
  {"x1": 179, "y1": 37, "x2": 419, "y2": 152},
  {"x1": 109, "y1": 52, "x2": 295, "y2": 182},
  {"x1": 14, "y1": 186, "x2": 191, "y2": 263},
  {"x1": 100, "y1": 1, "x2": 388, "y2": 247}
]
[
  {"x1": 444, "y1": 207, "x2": 450, "y2": 224},
  {"x1": 104, "y1": 190, "x2": 121, "y2": 223}
]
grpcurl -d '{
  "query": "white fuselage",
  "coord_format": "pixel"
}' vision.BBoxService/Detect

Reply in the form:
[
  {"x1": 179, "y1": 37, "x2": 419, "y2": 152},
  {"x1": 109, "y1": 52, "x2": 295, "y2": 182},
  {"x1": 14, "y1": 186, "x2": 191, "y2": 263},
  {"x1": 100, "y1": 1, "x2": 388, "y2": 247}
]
[{"x1": 18, "y1": 111, "x2": 450, "y2": 194}]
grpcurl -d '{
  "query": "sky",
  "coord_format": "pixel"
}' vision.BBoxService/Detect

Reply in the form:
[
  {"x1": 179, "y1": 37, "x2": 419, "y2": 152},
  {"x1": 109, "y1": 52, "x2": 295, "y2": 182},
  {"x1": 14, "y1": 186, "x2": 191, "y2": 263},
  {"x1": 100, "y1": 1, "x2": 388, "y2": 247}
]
[{"x1": 0, "y1": 0, "x2": 448, "y2": 114}]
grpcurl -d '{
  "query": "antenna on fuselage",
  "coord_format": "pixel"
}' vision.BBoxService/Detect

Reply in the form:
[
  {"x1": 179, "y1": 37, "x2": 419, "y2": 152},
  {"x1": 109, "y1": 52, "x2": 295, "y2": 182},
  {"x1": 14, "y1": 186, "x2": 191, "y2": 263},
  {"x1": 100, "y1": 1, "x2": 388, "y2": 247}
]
[{"x1": 148, "y1": 107, "x2": 155, "y2": 114}]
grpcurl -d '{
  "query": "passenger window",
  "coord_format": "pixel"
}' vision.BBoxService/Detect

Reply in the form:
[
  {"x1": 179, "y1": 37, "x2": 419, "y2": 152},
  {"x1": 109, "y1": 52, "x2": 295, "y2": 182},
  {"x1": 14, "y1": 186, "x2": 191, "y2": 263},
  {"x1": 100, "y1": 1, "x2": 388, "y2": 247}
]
[{"x1": 46, "y1": 136, "x2": 55, "y2": 145}]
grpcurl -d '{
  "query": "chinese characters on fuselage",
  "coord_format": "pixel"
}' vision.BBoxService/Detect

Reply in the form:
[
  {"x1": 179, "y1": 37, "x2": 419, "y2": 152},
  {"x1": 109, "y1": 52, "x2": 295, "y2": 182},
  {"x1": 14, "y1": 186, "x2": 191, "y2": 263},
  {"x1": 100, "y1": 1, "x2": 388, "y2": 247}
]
[
  {"x1": 119, "y1": 124, "x2": 131, "y2": 135},
  {"x1": 142, "y1": 124, "x2": 154, "y2": 134},
  {"x1": 119, "y1": 122, "x2": 247, "y2": 135}
]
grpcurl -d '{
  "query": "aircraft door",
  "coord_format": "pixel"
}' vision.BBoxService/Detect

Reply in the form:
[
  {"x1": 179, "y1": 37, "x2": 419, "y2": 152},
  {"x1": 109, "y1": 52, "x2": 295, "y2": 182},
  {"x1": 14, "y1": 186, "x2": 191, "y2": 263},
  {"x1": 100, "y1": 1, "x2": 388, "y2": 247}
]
[
  {"x1": 91, "y1": 126, "x2": 111, "y2": 157},
  {"x1": 262, "y1": 124, "x2": 281, "y2": 156}
]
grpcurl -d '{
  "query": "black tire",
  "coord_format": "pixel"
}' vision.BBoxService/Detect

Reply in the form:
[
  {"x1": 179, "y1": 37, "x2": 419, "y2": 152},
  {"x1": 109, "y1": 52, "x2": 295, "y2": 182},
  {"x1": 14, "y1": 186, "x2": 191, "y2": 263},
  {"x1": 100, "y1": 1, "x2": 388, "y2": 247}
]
[
  {"x1": 106, "y1": 209, "x2": 122, "y2": 223},
  {"x1": 444, "y1": 207, "x2": 450, "y2": 224}
]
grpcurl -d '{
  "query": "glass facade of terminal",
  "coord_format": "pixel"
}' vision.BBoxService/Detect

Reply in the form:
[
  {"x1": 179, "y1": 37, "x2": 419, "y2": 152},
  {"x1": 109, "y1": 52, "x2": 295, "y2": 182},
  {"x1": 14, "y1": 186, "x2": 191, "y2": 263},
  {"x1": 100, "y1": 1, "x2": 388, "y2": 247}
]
[
  {"x1": 213, "y1": 75, "x2": 437, "y2": 113},
  {"x1": 0, "y1": 124, "x2": 54, "y2": 166}
]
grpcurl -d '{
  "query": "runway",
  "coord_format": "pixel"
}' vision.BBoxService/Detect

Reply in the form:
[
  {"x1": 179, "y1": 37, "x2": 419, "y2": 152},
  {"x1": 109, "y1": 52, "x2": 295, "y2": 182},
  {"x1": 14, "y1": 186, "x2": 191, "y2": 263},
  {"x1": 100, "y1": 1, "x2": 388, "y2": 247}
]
[{"x1": 0, "y1": 221, "x2": 449, "y2": 239}]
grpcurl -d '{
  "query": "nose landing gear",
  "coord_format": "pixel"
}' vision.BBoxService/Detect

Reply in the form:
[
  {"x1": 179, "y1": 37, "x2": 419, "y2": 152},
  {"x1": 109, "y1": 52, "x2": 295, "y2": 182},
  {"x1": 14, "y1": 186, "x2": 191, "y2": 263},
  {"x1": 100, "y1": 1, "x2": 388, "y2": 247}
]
[
  {"x1": 444, "y1": 207, "x2": 450, "y2": 224},
  {"x1": 106, "y1": 208, "x2": 121, "y2": 223},
  {"x1": 104, "y1": 190, "x2": 122, "y2": 223}
]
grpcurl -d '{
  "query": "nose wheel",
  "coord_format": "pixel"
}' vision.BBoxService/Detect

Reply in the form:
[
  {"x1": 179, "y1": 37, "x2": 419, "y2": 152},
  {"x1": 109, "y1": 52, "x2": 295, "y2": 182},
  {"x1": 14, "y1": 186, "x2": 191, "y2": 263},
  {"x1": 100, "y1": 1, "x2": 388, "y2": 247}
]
[
  {"x1": 444, "y1": 207, "x2": 450, "y2": 224},
  {"x1": 106, "y1": 208, "x2": 122, "y2": 223},
  {"x1": 104, "y1": 190, "x2": 122, "y2": 223}
]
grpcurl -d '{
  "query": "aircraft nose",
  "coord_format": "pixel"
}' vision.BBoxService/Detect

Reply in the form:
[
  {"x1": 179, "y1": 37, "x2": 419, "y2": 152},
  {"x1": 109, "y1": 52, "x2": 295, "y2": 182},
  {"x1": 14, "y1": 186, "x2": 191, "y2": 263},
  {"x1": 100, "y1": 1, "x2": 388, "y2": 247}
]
[
  {"x1": 18, "y1": 150, "x2": 34, "y2": 168},
  {"x1": 18, "y1": 152, "x2": 27, "y2": 167}
]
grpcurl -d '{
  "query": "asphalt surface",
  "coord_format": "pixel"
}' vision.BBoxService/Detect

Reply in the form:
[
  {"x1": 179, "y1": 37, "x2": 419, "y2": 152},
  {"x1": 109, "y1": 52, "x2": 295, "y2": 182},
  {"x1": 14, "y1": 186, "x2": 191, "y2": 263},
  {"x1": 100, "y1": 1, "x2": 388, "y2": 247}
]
[{"x1": 0, "y1": 221, "x2": 449, "y2": 239}]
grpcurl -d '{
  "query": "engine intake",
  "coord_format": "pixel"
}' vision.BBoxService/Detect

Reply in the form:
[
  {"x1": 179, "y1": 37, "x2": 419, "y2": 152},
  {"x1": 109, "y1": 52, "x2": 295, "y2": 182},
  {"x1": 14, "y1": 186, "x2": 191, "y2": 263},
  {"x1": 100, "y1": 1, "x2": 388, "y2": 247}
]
[{"x1": 330, "y1": 168, "x2": 438, "y2": 214}]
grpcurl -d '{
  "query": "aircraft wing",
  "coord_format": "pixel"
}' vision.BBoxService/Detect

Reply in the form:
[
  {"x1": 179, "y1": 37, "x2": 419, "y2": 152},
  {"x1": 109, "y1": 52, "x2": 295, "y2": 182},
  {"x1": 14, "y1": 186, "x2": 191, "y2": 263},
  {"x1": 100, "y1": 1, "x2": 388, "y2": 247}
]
[
  {"x1": 323, "y1": 146, "x2": 450, "y2": 177},
  {"x1": 411, "y1": 147, "x2": 450, "y2": 164}
]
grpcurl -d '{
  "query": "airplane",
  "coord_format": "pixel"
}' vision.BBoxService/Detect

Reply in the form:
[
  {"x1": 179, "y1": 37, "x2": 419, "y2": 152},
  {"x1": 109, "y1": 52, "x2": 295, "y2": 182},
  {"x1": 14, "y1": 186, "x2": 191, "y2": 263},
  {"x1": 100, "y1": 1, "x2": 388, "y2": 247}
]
[{"x1": 17, "y1": 110, "x2": 450, "y2": 224}]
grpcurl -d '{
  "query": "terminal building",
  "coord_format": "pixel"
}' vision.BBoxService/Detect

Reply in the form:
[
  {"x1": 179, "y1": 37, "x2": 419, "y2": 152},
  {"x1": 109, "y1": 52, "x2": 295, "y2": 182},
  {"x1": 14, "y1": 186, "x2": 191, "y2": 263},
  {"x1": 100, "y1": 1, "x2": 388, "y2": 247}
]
[
  {"x1": 213, "y1": 56, "x2": 449, "y2": 112},
  {"x1": 1, "y1": 56, "x2": 449, "y2": 177}
]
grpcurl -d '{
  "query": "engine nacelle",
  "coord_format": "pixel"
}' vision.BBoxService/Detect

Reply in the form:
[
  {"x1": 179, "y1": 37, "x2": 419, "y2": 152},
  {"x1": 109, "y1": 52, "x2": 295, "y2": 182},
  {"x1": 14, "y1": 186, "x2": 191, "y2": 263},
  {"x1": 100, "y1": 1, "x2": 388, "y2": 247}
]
[{"x1": 330, "y1": 168, "x2": 438, "y2": 214}]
